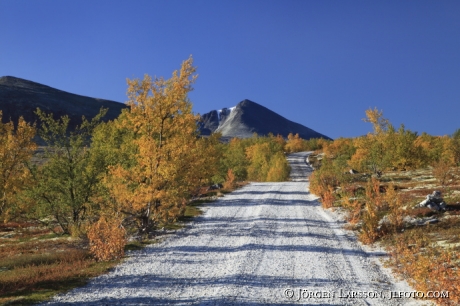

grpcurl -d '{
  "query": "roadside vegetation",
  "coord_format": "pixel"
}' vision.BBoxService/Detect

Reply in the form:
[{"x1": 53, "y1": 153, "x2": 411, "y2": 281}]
[
  {"x1": 309, "y1": 108, "x2": 460, "y2": 305},
  {"x1": 0, "y1": 183, "x2": 245, "y2": 305},
  {"x1": 0, "y1": 56, "x2": 326, "y2": 305}
]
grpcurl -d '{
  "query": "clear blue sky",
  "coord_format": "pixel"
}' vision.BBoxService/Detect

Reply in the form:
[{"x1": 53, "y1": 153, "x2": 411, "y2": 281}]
[{"x1": 1, "y1": 0, "x2": 460, "y2": 139}]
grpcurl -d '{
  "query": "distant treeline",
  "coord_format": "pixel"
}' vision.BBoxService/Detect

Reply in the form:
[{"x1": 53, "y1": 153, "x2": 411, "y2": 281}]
[{"x1": 311, "y1": 107, "x2": 460, "y2": 201}]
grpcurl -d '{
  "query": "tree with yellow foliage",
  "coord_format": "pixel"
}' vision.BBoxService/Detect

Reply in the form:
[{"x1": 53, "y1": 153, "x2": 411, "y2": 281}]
[
  {"x1": 220, "y1": 138, "x2": 250, "y2": 181},
  {"x1": 349, "y1": 108, "x2": 428, "y2": 174},
  {"x1": 452, "y1": 129, "x2": 460, "y2": 166},
  {"x1": 350, "y1": 133, "x2": 388, "y2": 175},
  {"x1": 266, "y1": 151, "x2": 290, "y2": 181},
  {"x1": 105, "y1": 57, "x2": 206, "y2": 236},
  {"x1": 322, "y1": 137, "x2": 355, "y2": 160},
  {"x1": 349, "y1": 108, "x2": 392, "y2": 175},
  {"x1": 246, "y1": 142, "x2": 272, "y2": 181},
  {"x1": 245, "y1": 135, "x2": 290, "y2": 182},
  {"x1": 0, "y1": 112, "x2": 36, "y2": 221},
  {"x1": 389, "y1": 124, "x2": 424, "y2": 170},
  {"x1": 363, "y1": 107, "x2": 389, "y2": 135},
  {"x1": 187, "y1": 133, "x2": 222, "y2": 195}
]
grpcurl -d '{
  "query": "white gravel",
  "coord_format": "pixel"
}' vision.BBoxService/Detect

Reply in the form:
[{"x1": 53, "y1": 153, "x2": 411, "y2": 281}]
[{"x1": 42, "y1": 152, "x2": 426, "y2": 305}]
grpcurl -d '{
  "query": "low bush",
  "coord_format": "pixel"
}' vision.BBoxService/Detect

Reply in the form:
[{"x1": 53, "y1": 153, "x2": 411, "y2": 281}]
[
  {"x1": 387, "y1": 230, "x2": 460, "y2": 305},
  {"x1": 87, "y1": 217, "x2": 126, "y2": 261}
]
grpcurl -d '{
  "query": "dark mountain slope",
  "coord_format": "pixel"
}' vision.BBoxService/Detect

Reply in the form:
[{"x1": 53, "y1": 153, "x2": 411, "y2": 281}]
[
  {"x1": 0, "y1": 76, "x2": 127, "y2": 129},
  {"x1": 200, "y1": 99, "x2": 331, "y2": 140}
]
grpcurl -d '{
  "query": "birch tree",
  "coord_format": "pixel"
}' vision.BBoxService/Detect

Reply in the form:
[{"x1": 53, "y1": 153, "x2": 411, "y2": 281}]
[{"x1": 106, "y1": 57, "x2": 204, "y2": 236}]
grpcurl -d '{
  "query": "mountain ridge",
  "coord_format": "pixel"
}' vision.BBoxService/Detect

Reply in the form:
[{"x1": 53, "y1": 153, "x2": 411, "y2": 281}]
[
  {"x1": 0, "y1": 76, "x2": 331, "y2": 141},
  {"x1": 0, "y1": 76, "x2": 127, "y2": 130},
  {"x1": 199, "y1": 99, "x2": 331, "y2": 140}
]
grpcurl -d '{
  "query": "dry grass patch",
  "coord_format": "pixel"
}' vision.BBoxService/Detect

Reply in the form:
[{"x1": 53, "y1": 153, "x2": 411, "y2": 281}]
[{"x1": 0, "y1": 222, "x2": 119, "y2": 305}]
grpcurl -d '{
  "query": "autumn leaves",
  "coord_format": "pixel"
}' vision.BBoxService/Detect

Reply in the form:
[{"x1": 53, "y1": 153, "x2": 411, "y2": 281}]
[
  {"x1": 0, "y1": 57, "x2": 309, "y2": 261},
  {"x1": 0, "y1": 112, "x2": 36, "y2": 222},
  {"x1": 83, "y1": 57, "x2": 212, "y2": 259}
]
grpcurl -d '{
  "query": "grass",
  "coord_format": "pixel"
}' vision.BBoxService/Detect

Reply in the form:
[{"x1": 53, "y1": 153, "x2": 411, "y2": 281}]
[
  {"x1": 0, "y1": 227, "x2": 120, "y2": 306},
  {"x1": 1, "y1": 260, "x2": 118, "y2": 305},
  {"x1": 0, "y1": 224, "x2": 168, "y2": 305},
  {"x1": 124, "y1": 239, "x2": 154, "y2": 252},
  {"x1": 0, "y1": 208, "x2": 200, "y2": 304}
]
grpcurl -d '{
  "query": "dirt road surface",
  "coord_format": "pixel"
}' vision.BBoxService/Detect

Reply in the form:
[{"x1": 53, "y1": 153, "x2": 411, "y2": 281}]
[{"x1": 43, "y1": 152, "x2": 423, "y2": 305}]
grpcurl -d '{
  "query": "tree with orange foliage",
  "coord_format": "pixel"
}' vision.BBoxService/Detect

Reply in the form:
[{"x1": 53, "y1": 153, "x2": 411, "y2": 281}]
[
  {"x1": 223, "y1": 169, "x2": 236, "y2": 190},
  {"x1": 87, "y1": 216, "x2": 126, "y2": 261},
  {"x1": 105, "y1": 57, "x2": 205, "y2": 236},
  {"x1": 285, "y1": 133, "x2": 305, "y2": 153},
  {"x1": 0, "y1": 112, "x2": 36, "y2": 221}
]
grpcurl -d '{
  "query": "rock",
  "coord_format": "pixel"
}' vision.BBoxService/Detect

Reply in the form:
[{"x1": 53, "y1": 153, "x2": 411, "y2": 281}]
[
  {"x1": 414, "y1": 190, "x2": 447, "y2": 211},
  {"x1": 207, "y1": 183, "x2": 223, "y2": 191},
  {"x1": 378, "y1": 215, "x2": 390, "y2": 226},
  {"x1": 403, "y1": 215, "x2": 439, "y2": 226}
]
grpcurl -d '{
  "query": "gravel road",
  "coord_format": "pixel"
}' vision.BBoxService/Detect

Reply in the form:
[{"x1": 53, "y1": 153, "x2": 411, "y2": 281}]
[{"x1": 43, "y1": 152, "x2": 423, "y2": 305}]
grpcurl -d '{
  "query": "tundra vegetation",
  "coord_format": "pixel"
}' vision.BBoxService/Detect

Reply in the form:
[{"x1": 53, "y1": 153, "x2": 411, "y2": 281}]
[
  {"x1": 310, "y1": 108, "x2": 460, "y2": 305},
  {"x1": 0, "y1": 57, "x2": 313, "y2": 304}
]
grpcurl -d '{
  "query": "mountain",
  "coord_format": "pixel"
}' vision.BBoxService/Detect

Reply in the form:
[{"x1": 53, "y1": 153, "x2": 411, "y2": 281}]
[
  {"x1": 199, "y1": 99, "x2": 331, "y2": 140},
  {"x1": 0, "y1": 77, "x2": 331, "y2": 141},
  {"x1": 0, "y1": 76, "x2": 127, "y2": 130}
]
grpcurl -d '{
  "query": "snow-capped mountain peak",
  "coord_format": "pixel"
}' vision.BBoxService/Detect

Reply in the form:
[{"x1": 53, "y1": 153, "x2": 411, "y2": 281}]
[
  {"x1": 199, "y1": 99, "x2": 331, "y2": 140},
  {"x1": 217, "y1": 107, "x2": 236, "y2": 122}
]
